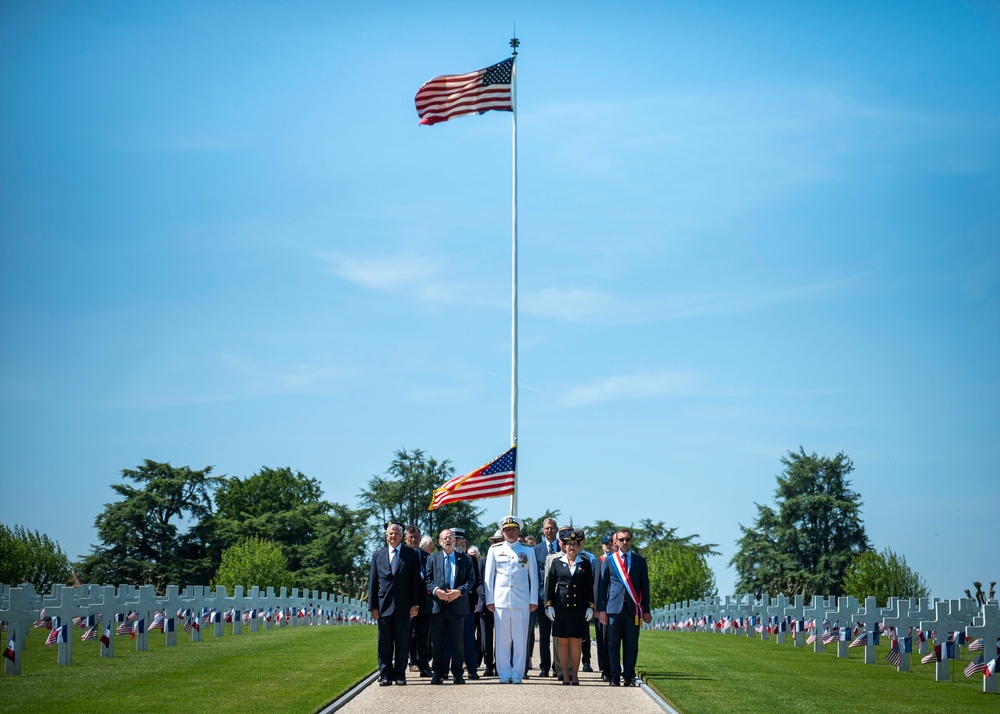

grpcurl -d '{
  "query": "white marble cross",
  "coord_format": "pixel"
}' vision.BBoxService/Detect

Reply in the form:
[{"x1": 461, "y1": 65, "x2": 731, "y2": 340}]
[
  {"x1": 965, "y1": 603, "x2": 1000, "y2": 694},
  {"x1": 0, "y1": 584, "x2": 40, "y2": 675},
  {"x1": 920, "y1": 599, "x2": 972, "y2": 682},
  {"x1": 802, "y1": 595, "x2": 838, "y2": 654},
  {"x1": 783, "y1": 595, "x2": 807, "y2": 648}
]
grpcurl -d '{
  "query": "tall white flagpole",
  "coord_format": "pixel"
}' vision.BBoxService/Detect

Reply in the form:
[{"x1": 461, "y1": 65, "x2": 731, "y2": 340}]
[{"x1": 509, "y1": 36, "x2": 519, "y2": 517}]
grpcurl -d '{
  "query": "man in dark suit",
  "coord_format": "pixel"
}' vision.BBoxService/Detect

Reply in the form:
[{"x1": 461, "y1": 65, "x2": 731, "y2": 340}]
[
  {"x1": 597, "y1": 528, "x2": 651, "y2": 687},
  {"x1": 369, "y1": 522, "x2": 424, "y2": 686},
  {"x1": 452, "y1": 527, "x2": 480, "y2": 679},
  {"x1": 426, "y1": 528, "x2": 476, "y2": 685},
  {"x1": 532, "y1": 518, "x2": 560, "y2": 677},
  {"x1": 405, "y1": 526, "x2": 433, "y2": 677}
]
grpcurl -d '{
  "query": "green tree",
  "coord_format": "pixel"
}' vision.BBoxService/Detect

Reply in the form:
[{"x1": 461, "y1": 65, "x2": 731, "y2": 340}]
[
  {"x1": 360, "y1": 449, "x2": 487, "y2": 550},
  {"x1": 0, "y1": 522, "x2": 71, "y2": 591},
  {"x1": 842, "y1": 547, "x2": 929, "y2": 605},
  {"x1": 211, "y1": 467, "x2": 369, "y2": 596},
  {"x1": 731, "y1": 448, "x2": 870, "y2": 597},
  {"x1": 213, "y1": 537, "x2": 292, "y2": 591},
  {"x1": 76, "y1": 460, "x2": 220, "y2": 587},
  {"x1": 647, "y1": 541, "x2": 717, "y2": 608}
]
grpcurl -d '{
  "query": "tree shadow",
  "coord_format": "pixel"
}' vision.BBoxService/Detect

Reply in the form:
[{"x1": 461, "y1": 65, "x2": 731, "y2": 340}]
[{"x1": 641, "y1": 670, "x2": 715, "y2": 681}]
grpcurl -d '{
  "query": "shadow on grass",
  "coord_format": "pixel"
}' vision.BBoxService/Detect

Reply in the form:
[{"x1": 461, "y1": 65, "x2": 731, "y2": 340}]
[{"x1": 642, "y1": 670, "x2": 715, "y2": 681}]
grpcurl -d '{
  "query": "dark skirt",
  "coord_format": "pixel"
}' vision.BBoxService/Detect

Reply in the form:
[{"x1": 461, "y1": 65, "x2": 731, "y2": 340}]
[{"x1": 552, "y1": 607, "x2": 588, "y2": 639}]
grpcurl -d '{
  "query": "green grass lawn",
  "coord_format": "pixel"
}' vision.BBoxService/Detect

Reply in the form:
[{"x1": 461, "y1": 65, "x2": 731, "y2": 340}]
[
  {"x1": 0, "y1": 624, "x2": 377, "y2": 713},
  {"x1": 638, "y1": 630, "x2": 997, "y2": 713}
]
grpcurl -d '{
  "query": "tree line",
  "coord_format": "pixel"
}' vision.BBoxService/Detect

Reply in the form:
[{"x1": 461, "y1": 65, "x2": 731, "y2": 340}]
[{"x1": 1, "y1": 447, "x2": 930, "y2": 608}]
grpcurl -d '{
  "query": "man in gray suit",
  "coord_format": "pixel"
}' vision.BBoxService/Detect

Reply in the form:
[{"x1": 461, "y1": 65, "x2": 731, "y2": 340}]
[
  {"x1": 597, "y1": 528, "x2": 651, "y2": 687},
  {"x1": 426, "y1": 528, "x2": 476, "y2": 685}
]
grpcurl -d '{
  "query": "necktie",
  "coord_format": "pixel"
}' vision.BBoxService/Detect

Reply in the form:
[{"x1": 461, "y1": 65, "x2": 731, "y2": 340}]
[
  {"x1": 390, "y1": 548, "x2": 398, "y2": 574},
  {"x1": 550, "y1": 541, "x2": 556, "y2": 554},
  {"x1": 447, "y1": 554, "x2": 455, "y2": 589}
]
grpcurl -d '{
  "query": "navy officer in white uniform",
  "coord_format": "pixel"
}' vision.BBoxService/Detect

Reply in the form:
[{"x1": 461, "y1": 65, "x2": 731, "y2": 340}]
[{"x1": 483, "y1": 515, "x2": 538, "y2": 683}]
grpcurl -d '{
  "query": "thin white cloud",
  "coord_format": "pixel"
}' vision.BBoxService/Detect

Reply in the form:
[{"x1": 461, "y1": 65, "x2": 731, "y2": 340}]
[
  {"x1": 531, "y1": 83, "x2": 991, "y2": 225},
  {"x1": 323, "y1": 245, "x2": 867, "y2": 324},
  {"x1": 559, "y1": 369, "x2": 699, "y2": 408},
  {"x1": 320, "y1": 250, "x2": 504, "y2": 308},
  {"x1": 116, "y1": 354, "x2": 349, "y2": 408},
  {"x1": 524, "y1": 274, "x2": 868, "y2": 325}
]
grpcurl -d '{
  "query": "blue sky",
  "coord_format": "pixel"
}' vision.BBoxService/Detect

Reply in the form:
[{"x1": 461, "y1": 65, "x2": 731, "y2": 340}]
[{"x1": 2, "y1": 1, "x2": 997, "y2": 598}]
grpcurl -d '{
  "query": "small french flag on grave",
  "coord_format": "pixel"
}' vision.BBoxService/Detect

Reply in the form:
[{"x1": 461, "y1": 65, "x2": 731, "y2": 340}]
[
  {"x1": 101, "y1": 625, "x2": 111, "y2": 647},
  {"x1": 3, "y1": 630, "x2": 15, "y2": 662},
  {"x1": 986, "y1": 654, "x2": 999, "y2": 679}
]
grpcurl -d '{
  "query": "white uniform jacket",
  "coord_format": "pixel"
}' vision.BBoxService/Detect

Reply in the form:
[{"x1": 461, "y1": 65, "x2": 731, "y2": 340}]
[{"x1": 484, "y1": 540, "x2": 538, "y2": 610}]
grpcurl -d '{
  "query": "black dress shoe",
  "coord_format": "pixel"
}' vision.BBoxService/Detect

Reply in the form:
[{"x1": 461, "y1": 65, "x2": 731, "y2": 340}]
[
  {"x1": 582, "y1": 663, "x2": 594, "y2": 672},
  {"x1": 467, "y1": 672, "x2": 480, "y2": 680},
  {"x1": 395, "y1": 678, "x2": 407, "y2": 686},
  {"x1": 419, "y1": 668, "x2": 432, "y2": 678},
  {"x1": 378, "y1": 677, "x2": 392, "y2": 686},
  {"x1": 452, "y1": 676, "x2": 466, "y2": 684},
  {"x1": 522, "y1": 672, "x2": 530, "y2": 679},
  {"x1": 431, "y1": 675, "x2": 442, "y2": 685},
  {"x1": 483, "y1": 668, "x2": 496, "y2": 677},
  {"x1": 601, "y1": 674, "x2": 610, "y2": 682},
  {"x1": 610, "y1": 678, "x2": 621, "y2": 686},
  {"x1": 539, "y1": 669, "x2": 549, "y2": 677},
  {"x1": 561, "y1": 680, "x2": 571, "y2": 686},
  {"x1": 624, "y1": 678, "x2": 637, "y2": 687},
  {"x1": 571, "y1": 680, "x2": 579, "y2": 686}
]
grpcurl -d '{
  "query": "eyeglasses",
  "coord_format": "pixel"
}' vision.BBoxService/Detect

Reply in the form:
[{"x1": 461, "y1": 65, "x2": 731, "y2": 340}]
[{"x1": 617, "y1": 537, "x2": 632, "y2": 542}]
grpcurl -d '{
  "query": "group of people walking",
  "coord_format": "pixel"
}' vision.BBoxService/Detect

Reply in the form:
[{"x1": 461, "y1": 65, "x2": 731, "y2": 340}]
[{"x1": 368, "y1": 516, "x2": 652, "y2": 688}]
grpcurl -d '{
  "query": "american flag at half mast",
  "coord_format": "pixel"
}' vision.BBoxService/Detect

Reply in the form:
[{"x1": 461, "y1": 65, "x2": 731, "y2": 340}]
[
  {"x1": 415, "y1": 57, "x2": 514, "y2": 125},
  {"x1": 429, "y1": 446, "x2": 516, "y2": 510}
]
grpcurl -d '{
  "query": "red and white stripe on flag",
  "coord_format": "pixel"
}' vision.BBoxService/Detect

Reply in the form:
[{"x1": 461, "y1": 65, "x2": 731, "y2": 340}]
[
  {"x1": 429, "y1": 446, "x2": 515, "y2": 510},
  {"x1": 415, "y1": 57, "x2": 514, "y2": 126}
]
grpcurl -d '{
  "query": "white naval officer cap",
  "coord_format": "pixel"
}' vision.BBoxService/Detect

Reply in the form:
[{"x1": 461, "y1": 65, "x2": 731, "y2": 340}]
[{"x1": 500, "y1": 515, "x2": 523, "y2": 531}]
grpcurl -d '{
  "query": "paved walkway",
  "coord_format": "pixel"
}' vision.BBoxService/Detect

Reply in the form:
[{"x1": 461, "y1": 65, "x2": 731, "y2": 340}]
[{"x1": 330, "y1": 638, "x2": 670, "y2": 714}]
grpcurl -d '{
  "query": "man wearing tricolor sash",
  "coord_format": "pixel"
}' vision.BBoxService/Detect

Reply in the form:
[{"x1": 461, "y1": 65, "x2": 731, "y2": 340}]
[{"x1": 597, "y1": 528, "x2": 651, "y2": 687}]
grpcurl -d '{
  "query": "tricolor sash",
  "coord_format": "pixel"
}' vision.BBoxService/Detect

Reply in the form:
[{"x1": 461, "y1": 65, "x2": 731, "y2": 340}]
[{"x1": 610, "y1": 551, "x2": 642, "y2": 625}]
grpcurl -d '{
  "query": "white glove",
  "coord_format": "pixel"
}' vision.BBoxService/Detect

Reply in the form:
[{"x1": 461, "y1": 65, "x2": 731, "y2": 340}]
[
  {"x1": 585, "y1": 608, "x2": 593, "y2": 621},
  {"x1": 546, "y1": 606, "x2": 555, "y2": 621}
]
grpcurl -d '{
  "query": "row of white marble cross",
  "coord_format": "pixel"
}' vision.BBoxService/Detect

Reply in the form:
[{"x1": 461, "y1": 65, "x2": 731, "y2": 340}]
[
  {"x1": 647, "y1": 594, "x2": 1000, "y2": 694},
  {"x1": 0, "y1": 582, "x2": 372, "y2": 676}
]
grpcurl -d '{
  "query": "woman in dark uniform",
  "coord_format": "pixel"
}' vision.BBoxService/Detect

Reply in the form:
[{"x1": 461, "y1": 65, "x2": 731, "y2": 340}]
[{"x1": 544, "y1": 529, "x2": 594, "y2": 685}]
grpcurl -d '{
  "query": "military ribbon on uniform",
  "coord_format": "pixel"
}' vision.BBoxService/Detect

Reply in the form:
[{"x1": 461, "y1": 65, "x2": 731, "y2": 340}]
[{"x1": 609, "y1": 551, "x2": 642, "y2": 626}]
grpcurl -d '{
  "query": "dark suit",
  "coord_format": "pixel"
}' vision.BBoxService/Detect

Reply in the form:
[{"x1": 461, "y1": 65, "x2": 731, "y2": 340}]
[
  {"x1": 369, "y1": 545, "x2": 423, "y2": 681},
  {"x1": 475, "y1": 554, "x2": 495, "y2": 672},
  {"x1": 534, "y1": 539, "x2": 560, "y2": 672},
  {"x1": 595, "y1": 554, "x2": 610, "y2": 676},
  {"x1": 408, "y1": 547, "x2": 432, "y2": 672},
  {"x1": 426, "y1": 549, "x2": 476, "y2": 678},
  {"x1": 462, "y1": 554, "x2": 480, "y2": 675},
  {"x1": 597, "y1": 550, "x2": 650, "y2": 683}
]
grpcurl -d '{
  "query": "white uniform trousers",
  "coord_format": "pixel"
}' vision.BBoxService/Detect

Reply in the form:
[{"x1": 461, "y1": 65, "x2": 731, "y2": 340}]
[{"x1": 493, "y1": 607, "x2": 530, "y2": 683}]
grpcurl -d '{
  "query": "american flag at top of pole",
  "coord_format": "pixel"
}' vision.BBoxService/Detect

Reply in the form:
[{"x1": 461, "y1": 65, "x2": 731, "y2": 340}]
[{"x1": 414, "y1": 57, "x2": 514, "y2": 126}]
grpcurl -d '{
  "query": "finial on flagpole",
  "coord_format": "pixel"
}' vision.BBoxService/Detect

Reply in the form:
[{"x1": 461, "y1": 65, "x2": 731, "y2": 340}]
[{"x1": 510, "y1": 36, "x2": 519, "y2": 56}]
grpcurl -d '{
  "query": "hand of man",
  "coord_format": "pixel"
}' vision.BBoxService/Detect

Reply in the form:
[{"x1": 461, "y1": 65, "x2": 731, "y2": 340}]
[
  {"x1": 529, "y1": 603, "x2": 537, "y2": 612},
  {"x1": 597, "y1": 611, "x2": 607, "y2": 626},
  {"x1": 410, "y1": 605, "x2": 419, "y2": 618},
  {"x1": 642, "y1": 612, "x2": 652, "y2": 624},
  {"x1": 487, "y1": 604, "x2": 495, "y2": 613},
  {"x1": 371, "y1": 609, "x2": 379, "y2": 620}
]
